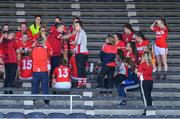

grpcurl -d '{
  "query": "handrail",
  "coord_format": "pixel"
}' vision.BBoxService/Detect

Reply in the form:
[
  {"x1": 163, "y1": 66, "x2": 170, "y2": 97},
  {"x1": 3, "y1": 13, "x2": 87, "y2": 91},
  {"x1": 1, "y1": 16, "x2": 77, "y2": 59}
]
[{"x1": 0, "y1": 94, "x2": 82, "y2": 113}]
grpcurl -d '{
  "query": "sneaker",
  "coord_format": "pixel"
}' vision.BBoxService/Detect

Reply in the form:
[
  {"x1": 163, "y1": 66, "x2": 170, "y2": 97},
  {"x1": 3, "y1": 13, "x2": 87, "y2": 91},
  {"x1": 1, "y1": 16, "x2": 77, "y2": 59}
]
[{"x1": 119, "y1": 100, "x2": 126, "y2": 106}]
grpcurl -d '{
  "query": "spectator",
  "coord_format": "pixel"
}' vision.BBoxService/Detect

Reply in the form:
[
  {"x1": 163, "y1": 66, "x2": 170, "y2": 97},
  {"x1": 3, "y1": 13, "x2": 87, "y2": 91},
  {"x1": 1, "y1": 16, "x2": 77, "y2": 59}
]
[
  {"x1": 31, "y1": 36, "x2": 50, "y2": 105},
  {"x1": 74, "y1": 21, "x2": 88, "y2": 88},
  {"x1": 30, "y1": 15, "x2": 42, "y2": 36},
  {"x1": 50, "y1": 16, "x2": 67, "y2": 34},
  {"x1": 122, "y1": 23, "x2": 136, "y2": 44},
  {"x1": 0, "y1": 48, "x2": 4, "y2": 79},
  {"x1": 115, "y1": 57, "x2": 139, "y2": 106},
  {"x1": 114, "y1": 33, "x2": 125, "y2": 52},
  {"x1": 52, "y1": 58, "x2": 71, "y2": 89},
  {"x1": 135, "y1": 31, "x2": 150, "y2": 63},
  {"x1": 125, "y1": 42, "x2": 138, "y2": 66},
  {"x1": 150, "y1": 18, "x2": 169, "y2": 79},
  {"x1": 97, "y1": 34, "x2": 117, "y2": 96},
  {"x1": 0, "y1": 29, "x2": 17, "y2": 94},
  {"x1": 137, "y1": 51, "x2": 153, "y2": 115},
  {"x1": 16, "y1": 22, "x2": 33, "y2": 41},
  {"x1": 18, "y1": 50, "x2": 32, "y2": 80}
]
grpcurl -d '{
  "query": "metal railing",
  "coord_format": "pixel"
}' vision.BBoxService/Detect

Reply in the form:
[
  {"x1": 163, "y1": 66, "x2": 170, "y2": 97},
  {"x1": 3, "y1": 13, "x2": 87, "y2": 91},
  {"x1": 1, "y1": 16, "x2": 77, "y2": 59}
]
[{"x1": 0, "y1": 94, "x2": 82, "y2": 113}]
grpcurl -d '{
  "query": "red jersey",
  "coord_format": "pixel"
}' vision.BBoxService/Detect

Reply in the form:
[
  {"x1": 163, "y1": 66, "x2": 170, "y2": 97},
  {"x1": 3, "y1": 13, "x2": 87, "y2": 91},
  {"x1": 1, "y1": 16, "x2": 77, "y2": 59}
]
[
  {"x1": 0, "y1": 48, "x2": 3, "y2": 58},
  {"x1": 124, "y1": 51, "x2": 138, "y2": 65},
  {"x1": 32, "y1": 45, "x2": 50, "y2": 72},
  {"x1": 14, "y1": 39, "x2": 33, "y2": 52},
  {"x1": 122, "y1": 32, "x2": 135, "y2": 44},
  {"x1": 15, "y1": 31, "x2": 33, "y2": 41},
  {"x1": 69, "y1": 55, "x2": 78, "y2": 78},
  {"x1": 47, "y1": 31, "x2": 62, "y2": 56},
  {"x1": 53, "y1": 65, "x2": 71, "y2": 82},
  {"x1": 50, "y1": 24, "x2": 67, "y2": 34},
  {"x1": 138, "y1": 61, "x2": 153, "y2": 80},
  {"x1": 152, "y1": 26, "x2": 168, "y2": 48},
  {"x1": 116, "y1": 40, "x2": 125, "y2": 51},
  {"x1": 19, "y1": 56, "x2": 32, "y2": 79},
  {"x1": 1, "y1": 39, "x2": 17, "y2": 63},
  {"x1": 136, "y1": 40, "x2": 149, "y2": 61}
]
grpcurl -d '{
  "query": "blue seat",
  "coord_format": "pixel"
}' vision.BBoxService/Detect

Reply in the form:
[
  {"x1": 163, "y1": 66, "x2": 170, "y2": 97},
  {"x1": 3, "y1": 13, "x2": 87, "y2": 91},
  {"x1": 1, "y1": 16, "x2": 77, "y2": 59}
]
[
  {"x1": 6, "y1": 112, "x2": 24, "y2": 118},
  {"x1": 68, "y1": 113, "x2": 87, "y2": 118},
  {"x1": 27, "y1": 112, "x2": 47, "y2": 118},
  {"x1": 48, "y1": 113, "x2": 66, "y2": 118}
]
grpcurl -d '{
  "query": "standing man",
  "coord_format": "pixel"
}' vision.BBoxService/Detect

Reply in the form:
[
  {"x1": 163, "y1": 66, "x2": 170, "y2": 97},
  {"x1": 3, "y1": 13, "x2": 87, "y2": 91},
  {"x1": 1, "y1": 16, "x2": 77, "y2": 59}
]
[{"x1": 74, "y1": 21, "x2": 88, "y2": 88}]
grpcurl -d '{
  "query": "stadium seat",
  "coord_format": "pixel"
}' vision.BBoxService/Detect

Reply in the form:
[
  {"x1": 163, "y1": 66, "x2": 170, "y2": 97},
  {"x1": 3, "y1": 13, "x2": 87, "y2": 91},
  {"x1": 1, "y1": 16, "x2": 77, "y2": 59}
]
[
  {"x1": 68, "y1": 113, "x2": 87, "y2": 118},
  {"x1": 27, "y1": 112, "x2": 47, "y2": 118},
  {"x1": 6, "y1": 112, "x2": 24, "y2": 118},
  {"x1": 48, "y1": 113, "x2": 66, "y2": 118}
]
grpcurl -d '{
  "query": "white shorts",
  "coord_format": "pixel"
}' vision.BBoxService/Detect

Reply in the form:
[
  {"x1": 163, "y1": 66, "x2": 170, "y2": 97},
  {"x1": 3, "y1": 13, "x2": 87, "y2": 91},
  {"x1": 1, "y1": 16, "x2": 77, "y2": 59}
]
[
  {"x1": 54, "y1": 82, "x2": 71, "y2": 89},
  {"x1": 19, "y1": 76, "x2": 32, "y2": 80},
  {"x1": 154, "y1": 44, "x2": 168, "y2": 56}
]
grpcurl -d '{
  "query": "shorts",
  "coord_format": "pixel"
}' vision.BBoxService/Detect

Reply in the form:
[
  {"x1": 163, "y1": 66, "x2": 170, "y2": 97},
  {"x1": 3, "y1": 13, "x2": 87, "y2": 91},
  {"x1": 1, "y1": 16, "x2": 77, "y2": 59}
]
[
  {"x1": 54, "y1": 82, "x2": 71, "y2": 89},
  {"x1": 154, "y1": 44, "x2": 168, "y2": 55}
]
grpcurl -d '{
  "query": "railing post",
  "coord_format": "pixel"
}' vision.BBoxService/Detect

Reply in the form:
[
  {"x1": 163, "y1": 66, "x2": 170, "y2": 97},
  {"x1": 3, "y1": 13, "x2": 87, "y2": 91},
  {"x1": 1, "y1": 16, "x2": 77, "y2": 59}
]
[{"x1": 70, "y1": 96, "x2": 73, "y2": 113}]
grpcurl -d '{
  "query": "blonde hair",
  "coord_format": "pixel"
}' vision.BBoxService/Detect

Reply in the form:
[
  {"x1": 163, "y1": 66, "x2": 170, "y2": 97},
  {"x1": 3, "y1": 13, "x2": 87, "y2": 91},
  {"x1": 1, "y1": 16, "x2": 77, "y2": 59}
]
[{"x1": 143, "y1": 51, "x2": 152, "y2": 66}]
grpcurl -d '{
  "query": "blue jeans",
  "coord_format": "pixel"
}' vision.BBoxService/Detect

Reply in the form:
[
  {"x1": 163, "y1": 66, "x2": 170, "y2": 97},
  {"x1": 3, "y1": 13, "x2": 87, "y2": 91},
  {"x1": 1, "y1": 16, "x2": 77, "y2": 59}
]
[
  {"x1": 115, "y1": 69, "x2": 139, "y2": 98},
  {"x1": 32, "y1": 72, "x2": 49, "y2": 94}
]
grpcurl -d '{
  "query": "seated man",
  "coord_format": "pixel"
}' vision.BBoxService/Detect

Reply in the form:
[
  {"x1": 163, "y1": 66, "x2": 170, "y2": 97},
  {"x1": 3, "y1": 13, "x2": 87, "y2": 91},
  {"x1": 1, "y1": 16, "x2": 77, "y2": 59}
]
[{"x1": 52, "y1": 58, "x2": 71, "y2": 89}]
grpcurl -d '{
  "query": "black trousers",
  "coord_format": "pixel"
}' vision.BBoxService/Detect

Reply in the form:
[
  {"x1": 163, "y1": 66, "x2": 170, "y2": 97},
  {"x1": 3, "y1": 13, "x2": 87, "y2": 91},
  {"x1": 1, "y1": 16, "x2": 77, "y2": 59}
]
[
  {"x1": 75, "y1": 53, "x2": 88, "y2": 78},
  {"x1": 97, "y1": 65, "x2": 115, "y2": 89},
  {"x1": 50, "y1": 55, "x2": 62, "y2": 78},
  {"x1": 4, "y1": 63, "x2": 17, "y2": 88},
  {"x1": 140, "y1": 80, "x2": 153, "y2": 107}
]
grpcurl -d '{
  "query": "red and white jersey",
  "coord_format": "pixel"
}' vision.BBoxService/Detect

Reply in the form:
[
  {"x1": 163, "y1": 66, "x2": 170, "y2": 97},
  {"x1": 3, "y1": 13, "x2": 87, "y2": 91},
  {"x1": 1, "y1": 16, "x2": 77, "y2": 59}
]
[
  {"x1": 152, "y1": 26, "x2": 168, "y2": 48},
  {"x1": 116, "y1": 40, "x2": 125, "y2": 51},
  {"x1": 53, "y1": 65, "x2": 71, "y2": 82},
  {"x1": 14, "y1": 39, "x2": 33, "y2": 52},
  {"x1": 122, "y1": 32, "x2": 136, "y2": 44},
  {"x1": 19, "y1": 56, "x2": 32, "y2": 79},
  {"x1": 136, "y1": 40, "x2": 149, "y2": 61},
  {"x1": 69, "y1": 55, "x2": 78, "y2": 78}
]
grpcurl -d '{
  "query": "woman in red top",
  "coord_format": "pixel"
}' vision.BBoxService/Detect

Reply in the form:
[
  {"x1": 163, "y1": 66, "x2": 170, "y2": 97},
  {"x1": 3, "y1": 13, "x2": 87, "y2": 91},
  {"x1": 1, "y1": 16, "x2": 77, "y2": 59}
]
[
  {"x1": 122, "y1": 23, "x2": 136, "y2": 44},
  {"x1": 135, "y1": 31, "x2": 150, "y2": 63},
  {"x1": 125, "y1": 42, "x2": 138, "y2": 66},
  {"x1": 114, "y1": 33, "x2": 125, "y2": 52},
  {"x1": 0, "y1": 31, "x2": 17, "y2": 94},
  {"x1": 137, "y1": 52, "x2": 153, "y2": 115},
  {"x1": 150, "y1": 18, "x2": 169, "y2": 79}
]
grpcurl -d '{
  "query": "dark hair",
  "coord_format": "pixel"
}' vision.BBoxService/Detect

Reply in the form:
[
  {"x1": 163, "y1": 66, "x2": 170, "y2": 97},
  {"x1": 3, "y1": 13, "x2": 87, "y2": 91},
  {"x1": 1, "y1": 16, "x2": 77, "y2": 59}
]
[
  {"x1": 59, "y1": 58, "x2": 66, "y2": 66},
  {"x1": 55, "y1": 23, "x2": 64, "y2": 29},
  {"x1": 54, "y1": 16, "x2": 61, "y2": 21},
  {"x1": 127, "y1": 42, "x2": 139, "y2": 63},
  {"x1": 161, "y1": 17, "x2": 170, "y2": 31},
  {"x1": 107, "y1": 34, "x2": 115, "y2": 45},
  {"x1": 37, "y1": 36, "x2": 44, "y2": 44},
  {"x1": 135, "y1": 31, "x2": 147, "y2": 41},
  {"x1": 123, "y1": 23, "x2": 134, "y2": 32},
  {"x1": 34, "y1": 15, "x2": 42, "y2": 29},
  {"x1": 117, "y1": 49, "x2": 126, "y2": 63},
  {"x1": 22, "y1": 50, "x2": 31, "y2": 57},
  {"x1": 126, "y1": 57, "x2": 136, "y2": 72},
  {"x1": 73, "y1": 16, "x2": 80, "y2": 22},
  {"x1": 114, "y1": 33, "x2": 123, "y2": 41},
  {"x1": 20, "y1": 22, "x2": 27, "y2": 26},
  {"x1": 2, "y1": 24, "x2": 8, "y2": 29},
  {"x1": 75, "y1": 21, "x2": 83, "y2": 28}
]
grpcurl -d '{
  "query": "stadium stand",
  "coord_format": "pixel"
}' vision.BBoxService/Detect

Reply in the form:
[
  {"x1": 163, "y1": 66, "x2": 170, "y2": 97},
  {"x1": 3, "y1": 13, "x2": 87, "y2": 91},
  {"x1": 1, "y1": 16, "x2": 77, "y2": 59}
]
[{"x1": 0, "y1": 0, "x2": 180, "y2": 118}]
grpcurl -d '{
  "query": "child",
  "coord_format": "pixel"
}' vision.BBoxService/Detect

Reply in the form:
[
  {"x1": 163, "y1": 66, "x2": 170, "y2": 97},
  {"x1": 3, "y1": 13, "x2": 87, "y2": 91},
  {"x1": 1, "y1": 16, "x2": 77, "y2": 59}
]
[
  {"x1": 137, "y1": 52, "x2": 153, "y2": 115},
  {"x1": 52, "y1": 58, "x2": 71, "y2": 89},
  {"x1": 19, "y1": 50, "x2": 32, "y2": 80},
  {"x1": 97, "y1": 34, "x2": 117, "y2": 96}
]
